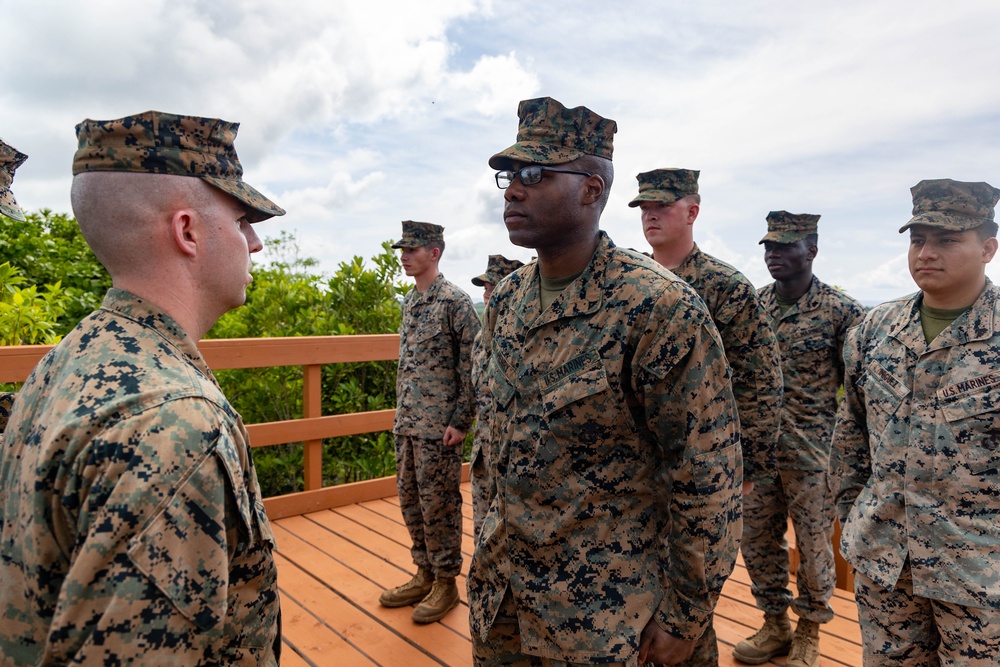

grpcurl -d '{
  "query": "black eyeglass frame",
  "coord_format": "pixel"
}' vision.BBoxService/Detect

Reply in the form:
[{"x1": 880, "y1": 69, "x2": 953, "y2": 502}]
[{"x1": 494, "y1": 165, "x2": 593, "y2": 189}]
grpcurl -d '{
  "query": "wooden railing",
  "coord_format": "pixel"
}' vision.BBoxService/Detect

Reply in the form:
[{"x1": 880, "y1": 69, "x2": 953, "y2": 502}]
[{"x1": 0, "y1": 335, "x2": 405, "y2": 519}]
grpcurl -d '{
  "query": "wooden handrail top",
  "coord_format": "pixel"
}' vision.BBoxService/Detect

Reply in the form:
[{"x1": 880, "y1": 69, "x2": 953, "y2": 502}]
[{"x1": 0, "y1": 334, "x2": 401, "y2": 383}]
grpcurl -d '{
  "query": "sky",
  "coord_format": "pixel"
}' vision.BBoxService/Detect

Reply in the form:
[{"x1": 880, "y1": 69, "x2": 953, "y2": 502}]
[{"x1": 2, "y1": 0, "x2": 999, "y2": 305}]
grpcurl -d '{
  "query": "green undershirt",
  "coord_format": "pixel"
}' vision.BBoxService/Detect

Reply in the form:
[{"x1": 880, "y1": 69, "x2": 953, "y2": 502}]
[
  {"x1": 776, "y1": 293, "x2": 800, "y2": 316},
  {"x1": 540, "y1": 270, "x2": 583, "y2": 311},
  {"x1": 920, "y1": 302, "x2": 968, "y2": 343}
]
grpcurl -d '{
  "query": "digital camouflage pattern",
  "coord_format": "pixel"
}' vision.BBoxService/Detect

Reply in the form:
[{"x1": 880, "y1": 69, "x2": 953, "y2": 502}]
[
  {"x1": 628, "y1": 168, "x2": 700, "y2": 208},
  {"x1": 832, "y1": 282, "x2": 1000, "y2": 611},
  {"x1": 394, "y1": 273, "x2": 480, "y2": 576},
  {"x1": 741, "y1": 276, "x2": 863, "y2": 627},
  {"x1": 898, "y1": 178, "x2": 1000, "y2": 232},
  {"x1": 0, "y1": 289, "x2": 280, "y2": 666},
  {"x1": 0, "y1": 138, "x2": 27, "y2": 222},
  {"x1": 470, "y1": 329, "x2": 493, "y2": 540},
  {"x1": 854, "y1": 567, "x2": 1000, "y2": 664},
  {"x1": 73, "y1": 110, "x2": 285, "y2": 223},
  {"x1": 758, "y1": 276, "x2": 865, "y2": 471},
  {"x1": 488, "y1": 96, "x2": 616, "y2": 170},
  {"x1": 395, "y1": 434, "x2": 465, "y2": 576},
  {"x1": 758, "y1": 210, "x2": 821, "y2": 245},
  {"x1": 469, "y1": 233, "x2": 742, "y2": 663},
  {"x1": 391, "y1": 220, "x2": 445, "y2": 249},
  {"x1": 671, "y1": 244, "x2": 782, "y2": 481},
  {"x1": 472, "y1": 254, "x2": 524, "y2": 287},
  {"x1": 394, "y1": 273, "x2": 480, "y2": 437},
  {"x1": 743, "y1": 468, "x2": 838, "y2": 623}
]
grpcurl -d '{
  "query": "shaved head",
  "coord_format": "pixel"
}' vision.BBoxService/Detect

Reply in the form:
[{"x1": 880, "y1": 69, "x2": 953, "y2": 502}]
[{"x1": 71, "y1": 172, "x2": 215, "y2": 277}]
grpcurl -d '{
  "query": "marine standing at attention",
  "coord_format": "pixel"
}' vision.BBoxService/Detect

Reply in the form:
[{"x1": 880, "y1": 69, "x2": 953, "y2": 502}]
[
  {"x1": 632, "y1": 167, "x2": 782, "y2": 666},
  {"x1": 735, "y1": 211, "x2": 865, "y2": 667},
  {"x1": 468, "y1": 96, "x2": 742, "y2": 666},
  {"x1": 379, "y1": 220, "x2": 480, "y2": 624},
  {"x1": 833, "y1": 179, "x2": 1000, "y2": 665},
  {"x1": 0, "y1": 137, "x2": 28, "y2": 436}
]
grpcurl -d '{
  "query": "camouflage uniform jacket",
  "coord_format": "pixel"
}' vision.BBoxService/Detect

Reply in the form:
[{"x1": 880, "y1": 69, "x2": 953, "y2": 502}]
[
  {"x1": 832, "y1": 282, "x2": 1000, "y2": 610},
  {"x1": 759, "y1": 276, "x2": 865, "y2": 470},
  {"x1": 673, "y1": 244, "x2": 782, "y2": 480},
  {"x1": 0, "y1": 289, "x2": 280, "y2": 666},
  {"x1": 394, "y1": 273, "x2": 480, "y2": 436},
  {"x1": 0, "y1": 392, "x2": 13, "y2": 437},
  {"x1": 468, "y1": 233, "x2": 742, "y2": 663}
]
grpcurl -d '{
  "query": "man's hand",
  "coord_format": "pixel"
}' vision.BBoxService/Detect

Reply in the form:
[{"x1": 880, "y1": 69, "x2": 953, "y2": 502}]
[
  {"x1": 638, "y1": 617, "x2": 695, "y2": 666},
  {"x1": 443, "y1": 426, "x2": 466, "y2": 447},
  {"x1": 742, "y1": 480, "x2": 755, "y2": 495}
]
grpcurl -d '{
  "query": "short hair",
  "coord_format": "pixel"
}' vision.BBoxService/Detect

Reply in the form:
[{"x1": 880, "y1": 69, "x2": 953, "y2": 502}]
[
  {"x1": 976, "y1": 221, "x2": 999, "y2": 240},
  {"x1": 574, "y1": 155, "x2": 614, "y2": 212},
  {"x1": 685, "y1": 193, "x2": 702, "y2": 206},
  {"x1": 804, "y1": 233, "x2": 819, "y2": 247},
  {"x1": 426, "y1": 240, "x2": 445, "y2": 254}
]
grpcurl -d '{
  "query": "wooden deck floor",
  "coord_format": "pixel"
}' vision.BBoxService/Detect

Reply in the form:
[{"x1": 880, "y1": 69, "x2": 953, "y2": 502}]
[{"x1": 273, "y1": 483, "x2": 863, "y2": 666}]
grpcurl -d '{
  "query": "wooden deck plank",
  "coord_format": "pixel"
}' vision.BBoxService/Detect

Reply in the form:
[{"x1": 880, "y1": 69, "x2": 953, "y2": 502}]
[
  {"x1": 274, "y1": 482, "x2": 862, "y2": 666},
  {"x1": 277, "y1": 590, "x2": 378, "y2": 666},
  {"x1": 275, "y1": 551, "x2": 442, "y2": 667},
  {"x1": 274, "y1": 517, "x2": 473, "y2": 665}
]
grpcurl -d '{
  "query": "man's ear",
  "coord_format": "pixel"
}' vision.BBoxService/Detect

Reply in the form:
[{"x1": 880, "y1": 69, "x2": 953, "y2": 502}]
[
  {"x1": 982, "y1": 236, "x2": 998, "y2": 264},
  {"x1": 687, "y1": 203, "x2": 700, "y2": 225},
  {"x1": 581, "y1": 175, "x2": 605, "y2": 206},
  {"x1": 806, "y1": 243, "x2": 818, "y2": 261},
  {"x1": 171, "y1": 209, "x2": 199, "y2": 257}
]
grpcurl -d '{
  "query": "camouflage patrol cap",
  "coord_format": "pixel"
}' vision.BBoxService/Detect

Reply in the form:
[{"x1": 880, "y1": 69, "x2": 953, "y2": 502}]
[
  {"x1": 72, "y1": 110, "x2": 285, "y2": 223},
  {"x1": 0, "y1": 138, "x2": 28, "y2": 222},
  {"x1": 392, "y1": 220, "x2": 444, "y2": 249},
  {"x1": 472, "y1": 254, "x2": 524, "y2": 286},
  {"x1": 488, "y1": 96, "x2": 617, "y2": 170},
  {"x1": 899, "y1": 178, "x2": 1000, "y2": 233},
  {"x1": 759, "y1": 210, "x2": 820, "y2": 244},
  {"x1": 628, "y1": 168, "x2": 699, "y2": 208}
]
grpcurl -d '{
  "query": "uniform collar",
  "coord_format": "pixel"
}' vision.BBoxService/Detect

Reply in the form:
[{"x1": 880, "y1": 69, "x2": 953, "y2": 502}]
[
  {"x1": 510, "y1": 232, "x2": 611, "y2": 329},
  {"x1": 888, "y1": 280, "x2": 999, "y2": 353}
]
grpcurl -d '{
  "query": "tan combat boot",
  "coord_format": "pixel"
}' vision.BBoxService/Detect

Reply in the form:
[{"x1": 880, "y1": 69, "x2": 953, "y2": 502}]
[
  {"x1": 378, "y1": 567, "x2": 434, "y2": 607},
  {"x1": 732, "y1": 611, "x2": 793, "y2": 664},
  {"x1": 786, "y1": 618, "x2": 821, "y2": 667},
  {"x1": 411, "y1": 576, "x2": 459, "y2": 624}
]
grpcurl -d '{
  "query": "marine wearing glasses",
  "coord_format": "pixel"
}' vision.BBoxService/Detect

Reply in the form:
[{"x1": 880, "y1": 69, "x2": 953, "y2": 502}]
[{"x1": 494, "y1": 165, "x2": 592, "y2": 189}]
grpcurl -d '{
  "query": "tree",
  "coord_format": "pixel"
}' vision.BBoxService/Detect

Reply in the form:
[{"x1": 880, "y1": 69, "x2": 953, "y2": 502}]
[
  {"x1": 207, "y1": 234, "x2": 410, "y2": 496},
  {"x1": 0, "y1": 209, "x2": 110, "y2": 334}
]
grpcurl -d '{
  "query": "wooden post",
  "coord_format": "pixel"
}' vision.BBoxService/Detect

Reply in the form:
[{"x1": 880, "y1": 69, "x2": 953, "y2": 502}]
[{"x1": 302, "y1": 364, "x2": 323, "y2": 491}]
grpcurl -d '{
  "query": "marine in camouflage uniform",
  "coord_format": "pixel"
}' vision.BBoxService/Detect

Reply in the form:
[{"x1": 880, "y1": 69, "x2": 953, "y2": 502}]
[
  {"x1": 0, "y1": 138, "x2": 27, "y2": 441},
  {"x1": 832, "y1": 179, "x2": 1000, "y2": 664},
  {"x1": 470, "y1": 254, "x2": 523, "y2": 540},
  {"x1": 0, "y1": 111, "x2": 284, "y2": 666},
  {"x1": 631, "y1": 168, "x2": 782, "y2": 666},
  {"x1": 470, "y1": 96, "x2": 742, "y2": 666},
  {"x1": 381, "y1": 220, "x2": 480, "y2": 624},
  {"x1": 735, "y1": 211, "x2": 865, "y2": 667}
]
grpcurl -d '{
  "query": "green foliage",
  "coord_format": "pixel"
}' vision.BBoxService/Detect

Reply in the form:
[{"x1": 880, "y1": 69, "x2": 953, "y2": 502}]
[
  {"x1": 0, "y1": 262, "x2": 69, "y2": 346},
  {"x1": 207, "y1": 234, "x2": 409, "y2": 496},
  {"x1": 0, "y1": 209, "x2": 111, "y2": 333}
]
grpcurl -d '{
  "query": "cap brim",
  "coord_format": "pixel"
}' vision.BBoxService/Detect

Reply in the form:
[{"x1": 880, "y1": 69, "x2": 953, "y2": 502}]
[
  {"x1": 898, "y1": 213, "x2": 987, "y2": 234},
  {"x1": 759, "y1": 231, "x2": 809, "y2": 245},
  {"x1": 488, "y1": 142, "x2": 585, "y2": 170},
  {"x1": 205, "y1": 176, "x2": 285, "y2": 224},
  {"x1": 627, "y1": 192, "x2": 684, "y2": 208},
  {"x1": 0, "y1": 191, "x2": 25, "y2": 222},
  {"x1": 471, "y1": 275, "x2": 487, "y2": 286}
]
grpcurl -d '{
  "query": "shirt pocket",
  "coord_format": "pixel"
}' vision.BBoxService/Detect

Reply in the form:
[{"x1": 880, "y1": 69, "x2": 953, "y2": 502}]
[
  {"x1": 940, "y1": 384, "x2": 1000, "y2": 475},
  {"x1": 128, "y1": 452, "x2": 230, "y2": 631},
  {"x1": 538, "y1": 349, "x2": 634, "y2": 447},
  {"x1": 860, "y1": 360, "x2": 907, "y2": 434}
]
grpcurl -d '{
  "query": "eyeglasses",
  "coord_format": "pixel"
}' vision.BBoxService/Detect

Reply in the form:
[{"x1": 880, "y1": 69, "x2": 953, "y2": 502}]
[{"x1": 495, "y1": 165, "x2": 593, "y2": 189}]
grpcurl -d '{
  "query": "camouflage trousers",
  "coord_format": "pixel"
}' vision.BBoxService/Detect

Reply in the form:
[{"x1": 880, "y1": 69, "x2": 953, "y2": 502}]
[
  {"x1": 741, "y1": 468, "x2": 836, "y2": 623},
  {"x1": 855, "y1": 565, "x2": 1000, "y2": 666},
  {"x1": 472, "y1": 588, "x2": 642, "y2": 667},
  {"x1": 394, "y1": 434, "x2": 463, "y2": 577}
]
